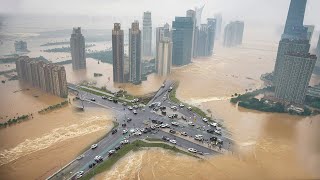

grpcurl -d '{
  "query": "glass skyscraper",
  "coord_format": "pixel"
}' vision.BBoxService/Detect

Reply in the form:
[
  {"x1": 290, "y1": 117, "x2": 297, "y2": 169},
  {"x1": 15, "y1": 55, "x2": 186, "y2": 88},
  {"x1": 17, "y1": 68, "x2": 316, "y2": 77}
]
[{"x1": 172, "y1": 17, "x2": 194, "y2": 66}]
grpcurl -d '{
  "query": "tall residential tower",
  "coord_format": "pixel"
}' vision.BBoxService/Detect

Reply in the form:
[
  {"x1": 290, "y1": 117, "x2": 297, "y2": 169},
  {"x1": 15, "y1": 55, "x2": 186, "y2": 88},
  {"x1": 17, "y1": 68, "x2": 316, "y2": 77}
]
[
  {"x1": 70, "y1": 27, "x2": 86, "y2": 70},
  {"x1": 129, "y1": 21, "x2": 142, "y2": 84},
  {"x1": 112, "y1": 23, "x2": 126, "y2": 83},
  {"x1": 142, "y1": 11, "x2": 152, "y2": 57}
]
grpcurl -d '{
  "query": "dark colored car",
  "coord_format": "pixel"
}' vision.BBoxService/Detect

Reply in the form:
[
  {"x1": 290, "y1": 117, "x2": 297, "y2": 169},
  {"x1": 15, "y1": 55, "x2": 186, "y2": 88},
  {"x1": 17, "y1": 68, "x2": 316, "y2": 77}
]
[
  {"x1": 113, "y1": 99, "x2": 118, "y2": 103},
  {"x1": 207, "y1": 129, "x2": 214, "y2": 134},
  {"x1": 89, "y1": 162, "x2": 96, "y2": 168},
  {"x1": 127, "y1": 118, "x2": 132, "y2": 122},
  {"x1": 162, "y1": 136, "x2": 170, "y2": 141},
  {"x1": 112, "y1": 129, "x2": 118, "y2": 134},
  {"x1": 161, "y1": 110, "x2": 167, "y2": 115},
  {"x1": 160, "y1": 106, "x2": 166, "y2": 110},
  {"x1": 169, "y1": 129, "x2": 176, "y2": 134},
  {"x1": 115, "y1": 145, "x2": 121, "y2": 151},
  {"x1": 122, "y1": 123, "x2": 126, "y2": 127},
  {"x1": 210, "y1": 136, "x2": 218, "y2": 142}
]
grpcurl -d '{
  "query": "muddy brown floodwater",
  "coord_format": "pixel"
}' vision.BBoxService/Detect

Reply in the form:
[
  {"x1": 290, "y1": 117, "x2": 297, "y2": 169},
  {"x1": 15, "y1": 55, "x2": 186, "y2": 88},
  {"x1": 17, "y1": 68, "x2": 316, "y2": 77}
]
[
  {"x1": 96, "y1": 41, "x2": 320, "y2": 179},
  {"x1": 0, "y1": 77, "x2": 114, "y2": 180}
]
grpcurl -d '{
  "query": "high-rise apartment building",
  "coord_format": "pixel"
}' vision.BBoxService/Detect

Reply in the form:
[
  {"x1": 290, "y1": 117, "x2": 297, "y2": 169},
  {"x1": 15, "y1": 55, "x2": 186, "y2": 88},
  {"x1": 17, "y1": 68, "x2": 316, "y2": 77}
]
[
  {"x1": 70, "y1": 27, "x2": 86, "y2": 70},
  {"x1": 223, "y1": 21, "x2": 244, "y2": 47},
  {"x1": 196, "y1": 24, "x2": 209, "y2": 56},
  {"x1": 16, "y1": 56, "x2": 68, "y2": 98},
  {"x1": 214, "y1": 14, "x2": 222, "y2": 40},
  {"x1": 142, "y1": 11, "x2": 152, "y2": 57},
  {"x1": 129, "y1": 21, "x2": 142, "y2": 84},
  {"x1": 207, "y1": 18, "x2": 216, "y2": 55},
  {"x1": 156, "y1": 23, "x2": 171, "y2": 72},
  {"x1": 172, "y1": 17, "x2": 194, "y2": 66},
  {"x1": 273, "y1": 0, "x2": 317, "y2": 104},
  {"x1": 186, "y1": 10, "x2": 197, "y2": 58},
  {"x1": 157, "y1": 38, "x2": 172, "y2": 76},
  {"x1": 112, "y1": 23, "x2": 126, "y2": 83}
]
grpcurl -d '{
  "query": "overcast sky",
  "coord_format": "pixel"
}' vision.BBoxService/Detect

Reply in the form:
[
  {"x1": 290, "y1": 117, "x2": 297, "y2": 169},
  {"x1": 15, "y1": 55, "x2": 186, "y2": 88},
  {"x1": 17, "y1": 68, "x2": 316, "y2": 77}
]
[{"x1": 1, "y1": 0, "x2": 319, "y2": 26}]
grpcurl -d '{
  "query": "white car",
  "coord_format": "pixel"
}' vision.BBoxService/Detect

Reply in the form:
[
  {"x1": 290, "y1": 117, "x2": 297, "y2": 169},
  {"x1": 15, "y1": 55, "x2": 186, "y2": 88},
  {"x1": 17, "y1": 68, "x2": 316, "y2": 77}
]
[
  {"x1": 180, "y1": 132, "x2": 187, "y2": 136},
  {"x1": 188, "y1": 122, "x2": 195, "y2": 126},
  {"x1": 133, "y1": 110, "x2": 137, "y2": 114},
  {"x1": 171, "y1": 106, "x2": 177, "y2": 110},
  {"x1": 76, "y1": 154, "x2": 85, "y2": 160},
  {"x1": 128, "y1": 106, "x2": 133, "y2": 110},
  {"x1": 171, "y1": 122, "x2": 179, "y2": 126},
  {"x1": 134, "y1": 131, "x2": 142, "y2": 136},
  {"x1": 129, "y1": 128, "x2": 135, "y2": 133},
  {"x1": 160, "y1": 124, "x2": 169, "y2": 128},
  {"x1": 215, "y1": 130, "x2": 222, "y2": 135},
  {"x1": 188, "y1": 148, "x2": 197, "y2": 153},
  {"x1": 120, "y1": 139, "x2": 129, "y2": 144},
  {"x1": 194, "y1": 135, "x2": 203, "y2": 141},
  {"x1": 169, "y1": 139, "x2": 177, "y2": 144},
  {"x1": 179, "y1": 103, "x2": 185, "y2": 108},
  {"x1": 161, "y1": 84, "x2": 165, "y2": 88},
  {"x1": 94, "y1": 156, "x2": 103, "y2": 162},
  {"x1": 91, "y1": 144, "x2": 98, "y2": 149},
  {"x1": 210, "y1": 122, "x2": 217, "y2": 127},
  {"x1": 76, "y1": 174, "x2": 82, "y2": 179},
  {"x1": 122, "y1": 129, "x2": 128, "y2": 134},
  {"x1": 187, "y1": 107, "x2": 192, "y2": 111},
  {"x1": 216, "y1": 126, "x2": 222, "y2": 131},
  {"x1": 202, "y1": 118, "x2": 208, "y2": 122},
  {"x1": 77, "y1": 171, "x2": 84, "y2": 176},
  {"x1": 108, "y1": 97, "x2": 113, "y2": 101}
]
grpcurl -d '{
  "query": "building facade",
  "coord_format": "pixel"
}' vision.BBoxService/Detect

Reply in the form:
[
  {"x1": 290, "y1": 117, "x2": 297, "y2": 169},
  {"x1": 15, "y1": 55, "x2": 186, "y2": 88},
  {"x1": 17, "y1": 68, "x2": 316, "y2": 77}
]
[
  {"x1": 223, "y1": 21, "x2": 244, "y2": 47},
  {"x1": 214, "y1": 14, "x2": 222, "y2": 40},
  {"x1": 16, "y1": 56, "x2": 68, "y2": 98},
  {"x1": 142, "y1": 11, "x2": 152, "y2": 57},
  {"x1": 304, "y1": 25, "x2": 314, "y2": 42},
  {"x1": 112, "y1": 23, "x2": 126, "y2": 83},
  {"x1": 172, "y1": 17, "x2": 194, "y2": 66},
  {"x1": 156, "y1": 23, "x2": 171, "y2": 72},
  {"x1": 186, "y1": 10, "x2": 197, "y2": 58},
  {"x1": 317, "y1": 35, "x2": 320, "y2": 67},
  {"x1": 207, "y1": 18, "x2": 216, "y2": 56},
  {"x1": 157, "y1": 38, "x2": 172, "y2": 76},
  {"x1": 282, "y1": 0, "x2": 308, "y2": 40},
  {"x1": 70, "y1": 27, "x2": 86, "y2": 70},
  {"x1": 273, "y1": 0, "x2": 317, "y2": 104},
  {"x1": 129, "y1": 21, "x2": 142, "y2": 84},
  {"x1": 196, "y1": 24, "x2": 209, "y2": 56}
]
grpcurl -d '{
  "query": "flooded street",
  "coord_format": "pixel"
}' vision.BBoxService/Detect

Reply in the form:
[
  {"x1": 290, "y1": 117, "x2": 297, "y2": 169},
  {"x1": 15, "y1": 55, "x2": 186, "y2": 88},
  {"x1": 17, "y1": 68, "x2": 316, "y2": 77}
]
[
  {"x1": 96, "y1": 41, "x2": 320, "y2": 179},
  {"x1": 1, "y1": 22, "x2": 320, "y2": 179}
]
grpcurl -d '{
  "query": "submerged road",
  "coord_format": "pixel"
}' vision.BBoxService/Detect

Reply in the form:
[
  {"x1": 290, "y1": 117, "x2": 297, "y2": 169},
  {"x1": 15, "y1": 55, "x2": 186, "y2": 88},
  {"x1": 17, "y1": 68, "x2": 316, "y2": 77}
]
[{"x1": 48, "y1": 80, "x2": 234, "y2": 180}]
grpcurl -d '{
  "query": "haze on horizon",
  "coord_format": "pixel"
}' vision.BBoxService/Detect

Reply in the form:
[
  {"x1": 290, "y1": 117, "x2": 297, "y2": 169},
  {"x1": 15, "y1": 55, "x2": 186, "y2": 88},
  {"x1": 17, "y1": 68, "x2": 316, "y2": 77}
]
[{"x1": 1, "y1": 0, "x2": 320, "y2": 28}]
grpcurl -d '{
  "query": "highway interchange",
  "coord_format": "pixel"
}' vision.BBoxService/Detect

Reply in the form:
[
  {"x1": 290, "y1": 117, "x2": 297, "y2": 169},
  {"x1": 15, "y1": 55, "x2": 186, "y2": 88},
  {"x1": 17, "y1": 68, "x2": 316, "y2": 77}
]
[{"x1": 48, "y1": 81, "x2": 234, "y2": 180}]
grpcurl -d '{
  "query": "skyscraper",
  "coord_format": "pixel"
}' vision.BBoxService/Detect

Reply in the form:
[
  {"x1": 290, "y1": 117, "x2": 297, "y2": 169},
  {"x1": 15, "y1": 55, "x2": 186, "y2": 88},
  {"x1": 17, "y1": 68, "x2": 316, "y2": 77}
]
[
  {"x1": 273, "y1": 0, "x2": 317, "y2": 104},
  {"x1": 172, "y1": 17, "x2": 194, "y2": 66},
  {"x1": 129, "y1": 21, "x2": 142, "y2": 84},
  {"x1": 156, "y1": 23, "x2": 170, "y2": 72},
  {"x1": 112, "y1": 23, "x2": 126, "y2": 83},
  {"x1": 196, "y1": 24, "x2": 209, "y2": 56},
  {"x1": 70, "y1": 27, "x2": 86, "y2": 70},
  {"x1": 207, "y1": 18, "x2": 216, "y2": 55},
  {"x1": 282, "y1": 0, "x2": 308, "y2": 40},
  {"x1": 142, "y1": 11, "x2": 152, "y2": 57},
  {"x1": 157, "y1": 37, "x2": 172, "y2": 76},
  {"x1": 223, "y1": 21, "x2": 244, "y2": 47},
  {"x1": 186, "y1": 10, "x2": 197, "y2": 58},
  {"x1": 195, "y1": 5, "x2": 205, "y2": 28},
  {"x1": 214, "y1": 14, "x2": 222, "y2": 40}
]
